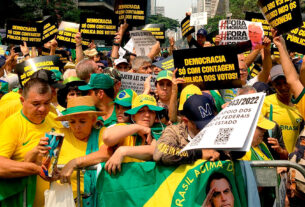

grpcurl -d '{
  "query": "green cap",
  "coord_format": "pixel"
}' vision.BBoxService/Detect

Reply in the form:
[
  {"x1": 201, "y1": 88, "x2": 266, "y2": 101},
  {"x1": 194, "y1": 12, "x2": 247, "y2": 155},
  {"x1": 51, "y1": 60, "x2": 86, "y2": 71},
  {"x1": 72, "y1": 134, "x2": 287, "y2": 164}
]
[
  {"x1": 78, "y1": 73, "x2": 114, "y2": 91},
  {"x1": 156, "y1": 70, "x2": 173, "y2": 82},
  {"x1": 114, "y1": 89, "x2": 137, "y2": 107},
  {"x1": 125, "y1": 94, "x2": 164, "y2": 115},
  {"x1": 51, "y1": 70, "x2": 63, "y2": 82},
  {"x1": 0, "y1": 80, "x2": 8, "y2": 94}
]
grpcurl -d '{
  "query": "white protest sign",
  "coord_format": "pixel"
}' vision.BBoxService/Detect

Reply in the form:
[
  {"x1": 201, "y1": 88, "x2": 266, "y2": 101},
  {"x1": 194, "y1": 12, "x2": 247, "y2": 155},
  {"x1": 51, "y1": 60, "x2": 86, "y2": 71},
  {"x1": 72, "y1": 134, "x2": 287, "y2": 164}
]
[
  {"x1": 130, "y1": 30, "x2": 156, "y2": 56},
  {"x1": 219, "y1": 19, "x2": 263, "y2": 47},
  {"x1": 120, "y1": 72, "x2": 156, "y2": 94},
  {"x1": 118, "y1": 47, "x2": 126, "y2": 58},
  {"x1": 124, "y1": 38, "x2": 134, "y2": 53},
  {"x1": 190, "y1": 12, "x2": 208, "y2": 26},
  {"x1": 181, "y1": 93, "x2": 266, "y2": 152}
]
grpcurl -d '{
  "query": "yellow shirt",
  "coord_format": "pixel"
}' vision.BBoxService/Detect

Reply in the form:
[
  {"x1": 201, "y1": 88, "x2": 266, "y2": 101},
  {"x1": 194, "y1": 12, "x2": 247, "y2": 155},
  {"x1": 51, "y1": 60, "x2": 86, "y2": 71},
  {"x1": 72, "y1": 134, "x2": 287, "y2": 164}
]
[
  {"x1": 0, "y1": 91, "x2": 20, "y2": 102},
  {"x1": 261, "y1": 94, "x2": 303, "y2": 153},
  {"x1": 56, "y1": 127, "x2": 105, "y2": 199},
  {"x1": 293, "y1": 88, "x2": 305, "y2": 119},
  {"x1": 114, "y1": 123, "x2": 144, "y2": 163},
  {"x1": 0, "y1": 110, "x2": 62, "y2": 207},
  {"x1": 241, "y1": 143, "x2": 272, "y2": 161},
  {"x1": 0, "y1": 99, "x2": 22, "y2": 125},
  {"x1": 0, "y1": 111, "x2": 61, "y2": 161}
]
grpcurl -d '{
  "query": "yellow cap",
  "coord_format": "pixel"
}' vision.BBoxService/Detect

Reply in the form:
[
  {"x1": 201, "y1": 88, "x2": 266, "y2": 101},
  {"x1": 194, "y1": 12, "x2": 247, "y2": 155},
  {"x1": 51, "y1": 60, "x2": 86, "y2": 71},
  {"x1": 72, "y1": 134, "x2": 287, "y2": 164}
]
[
  {"x1": 125, "y1": 94, "x2": 164, "y2": 115},
  {"x1": 257, "y1": 114, "x2": 276, "y2": 130},
  {"x1": 178, "y1": 84, "x2": 202, "y2": 111}
]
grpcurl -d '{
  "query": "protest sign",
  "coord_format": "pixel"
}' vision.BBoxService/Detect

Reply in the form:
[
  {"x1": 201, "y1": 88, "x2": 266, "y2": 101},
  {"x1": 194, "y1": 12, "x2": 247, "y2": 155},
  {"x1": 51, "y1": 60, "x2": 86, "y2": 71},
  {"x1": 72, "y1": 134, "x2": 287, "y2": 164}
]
[
  {"x1": 271, "y1": 43, "x2": 280, "y2": 58},
  {"x1": 258, "y1": 0, "x2": 302, "y2": 34},
  {"x1": 80, "y1": 12, "x2": 118, "y2": 40},
  {"x1": 6, "y1": 19, "x2": 42, "y2": 46},
  {"x1": 130, "y1": 30, "x2": 156, "y2": 56},
  {"x1": 0, "y1": 45, "x2": 8, "y2": 56},
  {"x1": 181, "y1": 92, "x2": 266, "y2": 152},
  {"x1": 41, "y1": 47, "x2": 69, "y2": 64},
  {"x1": 245, "y1": 12, "x2": 272, "y2": 38},
  {"x1": 124, "y1": 38, "x2": 134, "y2": 53},
  {"x1": 114, "y1": 0, "x2": 147, "y2": 26},
  {"x1": 56, "y1": 21, "x2": 90, "y2": 49},
  {"x1": 219, "y1": 19, "x2": 264, "y2": 48},
  {"x1": 173, "y1": 46, "x2": 241, "y2": 90},
  {"x1": 249, "y1": 64, "x2": 262, "y2": 78},
  {"x1": 40, "y1": 16, "x2": 58, "y2": 44},
  {"x1": 181, "y1": 16, "x2": 195, "y2": 38},
  {"x1": 14, "y1": 55, "x2": 64, "y2": 86},
  {"x1": 190, "y1": 12, "x2": 208, "y2": 26},
  {"x1": 285, "y1": 21, "x2": 305, "y2": 53},
  {"x1": 142, "y1": 24, "x2": 165, "y2": 43},
  {"x1": 153, "y1": 56, "x2": 174, "y2": 71},
  {"x1": 181, "y1": 16, "x2": 195, "y2": 37},
  {"x1": 120, "y1": 72, "x2": 156, "y2": 94}
]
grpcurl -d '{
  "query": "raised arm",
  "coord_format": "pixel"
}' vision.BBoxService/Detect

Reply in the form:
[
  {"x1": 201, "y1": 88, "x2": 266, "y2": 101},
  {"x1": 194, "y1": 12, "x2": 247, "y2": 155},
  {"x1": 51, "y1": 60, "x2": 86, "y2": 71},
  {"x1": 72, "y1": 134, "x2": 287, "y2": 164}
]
[
  {"x1": 272, "y1": 30, "x2": 304, "y2": 98},
  {"x1": 111, "y1": 20, "x2": 129, "y2": 59},
  {"x1": 103, "y1": 124, "x2": 151, "y2": 147},
  {"x1": 257, "y1": 37, "x2": 272, "y2": 83},
  {"x1": 75, "y1": 32, "x2": 84, "y2": 64}
]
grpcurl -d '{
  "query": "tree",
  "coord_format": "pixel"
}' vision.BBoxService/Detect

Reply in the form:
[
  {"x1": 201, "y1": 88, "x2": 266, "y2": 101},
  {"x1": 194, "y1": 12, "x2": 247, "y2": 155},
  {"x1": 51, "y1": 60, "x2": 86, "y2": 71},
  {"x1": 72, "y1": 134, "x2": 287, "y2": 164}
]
[
  {"x1": 147, "y1": 15, "x2": 179, "y2": 31},
  {"x1": 205, "y1": 15, "x2": 226, "y2": 33}
]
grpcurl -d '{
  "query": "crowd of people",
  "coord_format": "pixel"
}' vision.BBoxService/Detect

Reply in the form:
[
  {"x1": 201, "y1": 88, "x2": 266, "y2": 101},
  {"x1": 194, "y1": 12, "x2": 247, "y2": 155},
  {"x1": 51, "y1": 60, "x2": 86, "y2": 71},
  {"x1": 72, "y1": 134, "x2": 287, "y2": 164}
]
[{"x1": 0, "y1": 8, "x2": 305, "y2": 207}]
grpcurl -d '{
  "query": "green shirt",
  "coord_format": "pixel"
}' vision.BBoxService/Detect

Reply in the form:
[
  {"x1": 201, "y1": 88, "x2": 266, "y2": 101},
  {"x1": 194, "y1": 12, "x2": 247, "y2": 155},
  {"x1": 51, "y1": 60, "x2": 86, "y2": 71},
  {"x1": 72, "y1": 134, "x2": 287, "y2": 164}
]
[{"x1": 97, "y1": 106, "x2": 117, "y2": 127}]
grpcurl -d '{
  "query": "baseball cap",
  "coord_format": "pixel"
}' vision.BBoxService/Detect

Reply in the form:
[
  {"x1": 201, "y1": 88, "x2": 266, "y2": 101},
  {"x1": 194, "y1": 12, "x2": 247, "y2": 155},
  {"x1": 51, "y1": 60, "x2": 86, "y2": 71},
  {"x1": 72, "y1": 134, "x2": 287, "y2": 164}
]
[
  {"x1": 178, "y1": 84, "x2": 203, "y2": 111},
  {"x1": 156, "y1": 70, "x2": 173, "y2": 82},
  {"x1": 103, "y1": 67, "x2": 121, "y2": 83},
  {"x1": 181, "y1": 94, "x2": 216, "y2": 130},
  {"x1": 114, "y1": 58, "x2": 128, "y2": 66},
  {"x1": 114, "y1": 89, "x2": 138, "y2": 108},
  {"x1": 31, "y1": 69, "x2": 64, "y2": 89},
  {"x1": 50, "y1": 70, "x2": 63, "y2": 82},
  {"x1": 0, "y1": 80, "x2": 8, "y2": 94},
  {"x1": 78, "y1": 73, "x2": 114, "y2": 91},
  {"x1": 197, "y1": 28, "x2": 207, "y2": 36},
  {"x1": 257, "y1": 115, "x2": 275, "y2": 130},
  {"x1": 125, "y1": 94, "x2": 164, "y2": 115},
  {"x1": 83, "y1": 48, "x2": 98, "y2": 57},
  {"x1": 270, "y1": 65, "x2": 285, "y2": 81}
]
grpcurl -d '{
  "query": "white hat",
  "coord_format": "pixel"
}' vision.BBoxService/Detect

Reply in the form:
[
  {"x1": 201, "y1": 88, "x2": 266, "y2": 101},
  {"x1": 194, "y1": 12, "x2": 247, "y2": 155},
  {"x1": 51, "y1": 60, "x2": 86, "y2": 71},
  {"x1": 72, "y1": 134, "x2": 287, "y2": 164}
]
[{"x1": 114, "y1": 58, "x2": 128, "y2": 66}]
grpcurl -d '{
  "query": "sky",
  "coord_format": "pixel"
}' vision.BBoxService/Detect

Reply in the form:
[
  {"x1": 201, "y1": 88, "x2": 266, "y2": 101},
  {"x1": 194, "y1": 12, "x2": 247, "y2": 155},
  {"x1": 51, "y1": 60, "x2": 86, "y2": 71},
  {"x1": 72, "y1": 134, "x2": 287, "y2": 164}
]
[{"x1": 157, "y1": 0, "x2": 193, "y2": 21}]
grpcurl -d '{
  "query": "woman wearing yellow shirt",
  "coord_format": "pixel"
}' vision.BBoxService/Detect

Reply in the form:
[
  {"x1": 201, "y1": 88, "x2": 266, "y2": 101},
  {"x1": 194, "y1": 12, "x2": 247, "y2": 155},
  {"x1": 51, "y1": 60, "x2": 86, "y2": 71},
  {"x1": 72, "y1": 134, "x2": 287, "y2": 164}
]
[
  {"x1": 103, "y1": 94, "x2": 164, "y2": 175},
  {"x1": 242, "y1": 115, "x2": 276, "y2": 161},
  {"x1": 55, "y1": 96, "x2": 112, "y2": 207}
]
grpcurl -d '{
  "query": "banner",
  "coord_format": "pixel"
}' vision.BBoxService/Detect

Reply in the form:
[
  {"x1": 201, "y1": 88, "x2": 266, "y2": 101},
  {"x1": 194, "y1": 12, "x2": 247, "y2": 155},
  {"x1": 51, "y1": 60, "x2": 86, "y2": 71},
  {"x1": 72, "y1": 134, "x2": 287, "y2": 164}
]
[
  {"x1": 130, "y1": 30, "x2": 156, "y2": 56},
  {"x1": 41, "y1": 47, "x2": 69, "y2": 64},
  {"x1": 6, "y1": 19, "x2": 42, "y2": 46},
  {"x1": 181, "y1": 93, "x2": 265, "y2": 152},
  {"x1": 258, "y1": 0, "x2": 302, "y2": 34},
  {"x1": 190, "y1": 12, "x2": 208, "y2": 26},
  {"x1": 181, "y1": 16, "x2": 195, "y2": 38},
  {"x1": 285, "y1": 20, "x2": 305, "y2": 53},
  {"x1": 80, "y1": 12, "x2": 118, "y2": 40},
  {"x1": 97, "y1": 161, "x2": 252, "y2": 207},
  {"x1": 153, "y1": 56, "x2": 174, "y2": 71},
  {"x1": 120, "y1": 72, "x2": 156, "y2": 94},
  {"x1": 219, "y1": 19, "x2": 264, "y2": 48},
  {"x1": 0, "y1": 45, "x2": 8, "y2": 56},
  {"x1": 14, "y1": 55, "x2": 64, "y2": 86},
  {"x1": 173, "y1": 46, "x2": 241, "y2": 90},
  {"x1": 114, "y1": 0, "x2": 147, "y2": 26},
  {"x1": 142, "y1": 24, "x2": 165, "y2": 43},
  {"x1": 56, "y1": 21, "x2": 90, "y2": 49},
  {"x1": 245, "y1": 12, "x2": 272, "y2": 38}
]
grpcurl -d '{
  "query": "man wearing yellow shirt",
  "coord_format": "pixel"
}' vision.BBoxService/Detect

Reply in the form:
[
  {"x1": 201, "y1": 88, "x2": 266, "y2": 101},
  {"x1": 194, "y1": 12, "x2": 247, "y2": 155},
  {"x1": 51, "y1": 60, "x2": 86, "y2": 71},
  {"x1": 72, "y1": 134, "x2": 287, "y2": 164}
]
[
  {"x1": 261, "y1": 65, "x2": 303, "y2": 153},
  {"x1": 0, "y1": 78, "x2": 62, "y2": 206}
]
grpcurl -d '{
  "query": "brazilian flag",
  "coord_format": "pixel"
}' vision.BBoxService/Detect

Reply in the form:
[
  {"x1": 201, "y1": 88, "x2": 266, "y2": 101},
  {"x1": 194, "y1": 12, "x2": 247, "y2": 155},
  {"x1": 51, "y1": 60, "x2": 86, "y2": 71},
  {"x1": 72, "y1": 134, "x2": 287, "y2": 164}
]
[
  {"x1": 97, "y1": 160, "x2": 250, "y2": 206},
  {"x1": 0, "y1": 175, "x2": 36, "y2": 207}
]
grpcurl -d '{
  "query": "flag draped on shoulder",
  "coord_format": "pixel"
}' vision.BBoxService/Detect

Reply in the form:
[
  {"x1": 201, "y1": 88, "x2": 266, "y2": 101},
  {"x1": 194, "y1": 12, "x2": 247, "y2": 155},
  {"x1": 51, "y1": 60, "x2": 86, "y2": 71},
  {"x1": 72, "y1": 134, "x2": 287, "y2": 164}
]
[{"x1": 97, "y1": 160, "x2": 251, "y2": 207}]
